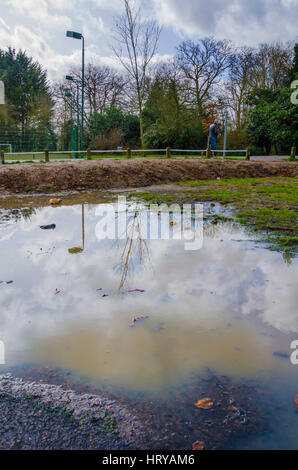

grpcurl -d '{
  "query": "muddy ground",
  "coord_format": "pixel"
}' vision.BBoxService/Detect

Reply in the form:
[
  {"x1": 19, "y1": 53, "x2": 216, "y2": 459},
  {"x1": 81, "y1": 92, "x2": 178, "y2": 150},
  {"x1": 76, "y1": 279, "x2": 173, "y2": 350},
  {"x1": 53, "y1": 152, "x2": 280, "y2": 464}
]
[
  {"x1": 0, "y1": 369, "x2": 268, "y2": 450},
  {"x1": 0, "y1": 159, "x2": 297, "y2": 195}
]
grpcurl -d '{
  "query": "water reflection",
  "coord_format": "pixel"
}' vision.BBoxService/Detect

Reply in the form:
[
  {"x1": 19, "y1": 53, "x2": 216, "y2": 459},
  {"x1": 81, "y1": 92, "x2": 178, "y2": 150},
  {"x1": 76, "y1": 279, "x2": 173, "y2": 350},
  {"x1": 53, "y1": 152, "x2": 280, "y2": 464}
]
[
  {"x1": 68, "y1": 204, "x2": 85, "y2": 254},
  {"x1": 117, "y1": 208, "x2": 150, "y2": 291},
  {"x1": 0, "y1": 199, "x2": 297, "y2": 393}
]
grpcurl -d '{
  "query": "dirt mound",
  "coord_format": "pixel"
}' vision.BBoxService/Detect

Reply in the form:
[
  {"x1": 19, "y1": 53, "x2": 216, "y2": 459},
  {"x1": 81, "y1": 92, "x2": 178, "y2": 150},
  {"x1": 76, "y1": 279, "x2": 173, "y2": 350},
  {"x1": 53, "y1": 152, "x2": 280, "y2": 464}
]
[{"x1": 0, "y1": 158, "x2": 297, "y2": 195}]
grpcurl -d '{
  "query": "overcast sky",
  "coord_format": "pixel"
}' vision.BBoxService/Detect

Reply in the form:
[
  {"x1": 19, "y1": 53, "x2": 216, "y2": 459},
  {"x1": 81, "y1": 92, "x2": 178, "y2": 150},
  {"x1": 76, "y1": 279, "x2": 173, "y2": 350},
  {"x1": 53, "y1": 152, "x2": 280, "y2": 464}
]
[{"x1": 0, "y1": 0, "x2": 297, "y2": 82}]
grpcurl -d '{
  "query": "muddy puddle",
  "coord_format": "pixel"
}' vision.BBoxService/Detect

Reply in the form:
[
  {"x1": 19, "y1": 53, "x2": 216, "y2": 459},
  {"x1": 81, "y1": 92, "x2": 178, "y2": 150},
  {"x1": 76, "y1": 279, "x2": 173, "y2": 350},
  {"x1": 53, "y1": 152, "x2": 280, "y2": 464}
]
[{"x1": 0, "y1": 193, "x2": 297, "y2": 449}]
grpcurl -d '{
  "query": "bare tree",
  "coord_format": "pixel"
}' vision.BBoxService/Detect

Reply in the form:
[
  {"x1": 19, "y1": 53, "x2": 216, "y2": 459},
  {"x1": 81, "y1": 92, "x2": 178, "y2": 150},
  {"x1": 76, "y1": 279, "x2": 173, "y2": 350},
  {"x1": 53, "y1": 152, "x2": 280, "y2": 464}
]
[
  {"x1": 113, "y1": 0, "x2": 161, "y2": 148},
  {"x1": 51, "y1": 63, "x2": 127, "y2": 145},
  {"x1": 224, "y1": 47, "x2": 257, "y2": 130},
  {"x1": 176, "y1": 38, "x2": 233, "y2": 116},
  {"x1": 70, "y1": 63, "x2": 127, "y2": 115},
  {"x1": 51, "y1": 82, "x2": 71, "y2": 130},
  {"x1": 252, "y1": 42, "x2": 293, "y2": 90}
]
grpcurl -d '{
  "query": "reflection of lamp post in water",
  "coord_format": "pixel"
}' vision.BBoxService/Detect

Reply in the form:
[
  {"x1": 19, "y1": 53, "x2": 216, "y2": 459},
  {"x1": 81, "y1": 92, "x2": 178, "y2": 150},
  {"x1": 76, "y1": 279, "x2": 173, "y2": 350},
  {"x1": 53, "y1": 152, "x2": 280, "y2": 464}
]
[{"x1": 68, "y1": 204, "x2": 85, "y2": 254}]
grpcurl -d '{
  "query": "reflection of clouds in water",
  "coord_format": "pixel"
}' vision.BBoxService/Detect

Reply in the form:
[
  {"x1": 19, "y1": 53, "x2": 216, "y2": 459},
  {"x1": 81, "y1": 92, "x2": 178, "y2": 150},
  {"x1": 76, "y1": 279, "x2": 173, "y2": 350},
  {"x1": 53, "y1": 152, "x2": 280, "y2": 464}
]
[{"x1": 0, "y1": 203, "x2": 297, "y2": 387}]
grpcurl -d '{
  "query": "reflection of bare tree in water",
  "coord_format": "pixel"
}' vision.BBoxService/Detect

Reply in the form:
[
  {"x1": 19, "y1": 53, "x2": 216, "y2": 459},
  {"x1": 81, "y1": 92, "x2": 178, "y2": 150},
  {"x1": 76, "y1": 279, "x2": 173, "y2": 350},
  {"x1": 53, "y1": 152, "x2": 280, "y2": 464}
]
[
  {"x1": 117, "y1": 209, "x2": 150, "y2": 291},
  {"x1": 283, "y1": 251, "x2": 294, "y2": 265},
  {"x1": 0, "y1": 206, "x2": 36, "y2": 224}
]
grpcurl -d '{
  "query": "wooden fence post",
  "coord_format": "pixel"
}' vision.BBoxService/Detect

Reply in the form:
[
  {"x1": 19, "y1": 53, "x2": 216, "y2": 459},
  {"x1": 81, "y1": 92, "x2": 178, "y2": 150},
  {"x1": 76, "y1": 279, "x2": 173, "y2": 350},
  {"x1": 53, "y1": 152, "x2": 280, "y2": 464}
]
[
  {"x1": 45, "y1": 149, "x2": 49, "y2": 162},
  {"x1": 87, "y1": 148, "x2": 91, "y2": 160},
  {"x1": 126, "y1": 147, "x2": 131, "y2": 158},
  {"x1": 246, "y1": 148, "x2": 251, "y2": 160},
  {"x1": 0, "y1": 151, "x2": 4, "y2": 164},
  {"x1": 206, "y1": 137, "x2": 211, "y2": 159},
  {"x1": 166, "y1": 147, "x2": 171, "y2": 158},
  {"x1": 290, "y1": 146, "x2": 296, "y2": 161}
]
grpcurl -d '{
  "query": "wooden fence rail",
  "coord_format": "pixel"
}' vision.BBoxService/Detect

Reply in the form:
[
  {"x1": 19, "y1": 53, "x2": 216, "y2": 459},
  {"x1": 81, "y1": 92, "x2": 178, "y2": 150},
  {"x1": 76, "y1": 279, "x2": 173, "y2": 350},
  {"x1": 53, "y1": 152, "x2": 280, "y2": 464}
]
[{"x1": 0, "y1": 147, "x2": 296, "y2": 163}]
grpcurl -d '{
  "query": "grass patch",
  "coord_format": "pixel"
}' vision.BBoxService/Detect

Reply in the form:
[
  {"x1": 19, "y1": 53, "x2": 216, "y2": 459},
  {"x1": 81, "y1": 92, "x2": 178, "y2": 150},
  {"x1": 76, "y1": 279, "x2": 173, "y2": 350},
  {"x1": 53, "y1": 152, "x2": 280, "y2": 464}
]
[
  {"x1": 100, "y1": 411, "x2": 118, "y2": 434},
  {"x1": 130, "y1": 177, "x2": 298, "y2": 251}
]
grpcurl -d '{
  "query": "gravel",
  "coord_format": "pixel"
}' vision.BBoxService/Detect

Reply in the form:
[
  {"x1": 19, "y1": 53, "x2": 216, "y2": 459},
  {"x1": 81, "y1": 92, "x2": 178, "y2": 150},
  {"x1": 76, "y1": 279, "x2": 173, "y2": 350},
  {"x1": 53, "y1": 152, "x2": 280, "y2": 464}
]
[{"x1": 0, "y1": 374, "x2": 145, "y2": 450}]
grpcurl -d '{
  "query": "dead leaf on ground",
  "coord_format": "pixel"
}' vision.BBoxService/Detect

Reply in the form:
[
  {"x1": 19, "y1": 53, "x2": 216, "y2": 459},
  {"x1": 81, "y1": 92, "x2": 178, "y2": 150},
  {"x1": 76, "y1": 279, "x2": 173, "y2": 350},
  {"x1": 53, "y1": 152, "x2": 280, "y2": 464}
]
[
  {"x1": 192, "y1": 441, "x2": 205, "y2": 451},
  {"x1": 49, "y1": 198, "x2": 62, "y2": 205},
  {"x1": 195, "y1": 398, "x2": 214, "y2": 409}
]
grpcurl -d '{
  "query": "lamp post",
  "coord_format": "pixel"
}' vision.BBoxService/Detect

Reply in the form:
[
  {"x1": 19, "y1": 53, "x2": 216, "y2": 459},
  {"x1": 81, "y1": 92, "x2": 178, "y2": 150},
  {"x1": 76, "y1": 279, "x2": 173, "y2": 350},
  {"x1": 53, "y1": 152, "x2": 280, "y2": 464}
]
[
  {"x1": 66, "y1": 75, "x2": 79, "y2": 158},
  {"x1": 65, "y1": 91, "x2": 73, "y2": 153},
  {"x1": 66, "y1": 31, "x2": 84, "y2": 159},
  {"x1": 223, "y1": 111, "x2": 228, "y2": 159}
]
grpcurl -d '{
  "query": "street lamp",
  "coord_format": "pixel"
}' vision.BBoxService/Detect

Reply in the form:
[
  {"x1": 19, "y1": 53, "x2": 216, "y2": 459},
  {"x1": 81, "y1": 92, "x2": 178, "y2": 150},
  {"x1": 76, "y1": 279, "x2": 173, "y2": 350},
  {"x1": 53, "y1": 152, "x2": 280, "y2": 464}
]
[
  {"x1": 66, "y1": 30, "x2": 84, "y2": 159},
  {"x1": 66, "y1": 75, "x2": 79, "y2": 158},
  {"x1": 223, "y1": 111, "x2": 228, "y2": 159},
  {"x1": 64, "y1": 91, "x2": 73, "y2": 154}
]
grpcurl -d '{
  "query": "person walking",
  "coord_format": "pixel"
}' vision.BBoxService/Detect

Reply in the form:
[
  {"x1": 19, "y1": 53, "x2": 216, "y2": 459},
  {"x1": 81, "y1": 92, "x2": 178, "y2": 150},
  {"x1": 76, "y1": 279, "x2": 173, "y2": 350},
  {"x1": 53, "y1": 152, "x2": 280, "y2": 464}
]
[{"x1": 209, "y1": 120, "x2": 219, "y2": 157}]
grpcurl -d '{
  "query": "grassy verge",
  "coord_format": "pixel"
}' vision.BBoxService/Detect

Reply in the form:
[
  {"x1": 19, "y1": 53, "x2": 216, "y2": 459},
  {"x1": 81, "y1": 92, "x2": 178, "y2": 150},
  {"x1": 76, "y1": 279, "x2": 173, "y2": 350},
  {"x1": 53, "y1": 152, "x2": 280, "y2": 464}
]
[{"x1": 129, "y1": 177, "x2": 298, "y2": 252}]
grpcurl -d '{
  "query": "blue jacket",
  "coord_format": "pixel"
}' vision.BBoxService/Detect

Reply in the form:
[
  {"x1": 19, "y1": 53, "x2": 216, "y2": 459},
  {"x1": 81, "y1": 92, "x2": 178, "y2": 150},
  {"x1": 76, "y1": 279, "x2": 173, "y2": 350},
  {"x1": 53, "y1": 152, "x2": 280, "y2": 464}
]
[{"x1": 209, "y1": 123, "x2": 218, "y2": 138}]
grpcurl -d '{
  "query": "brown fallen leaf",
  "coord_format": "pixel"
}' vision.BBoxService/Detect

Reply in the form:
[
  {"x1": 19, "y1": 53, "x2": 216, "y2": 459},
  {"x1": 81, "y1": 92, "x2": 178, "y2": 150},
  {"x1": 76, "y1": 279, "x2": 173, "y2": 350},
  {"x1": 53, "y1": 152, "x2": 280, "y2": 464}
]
[
  {"x1": 192, "y1": 441, "x2": 205, "y2": 451},
  {"x1": 49, "y1": 198, "x2": 62, "y2": 205},
  {"x1": 294, "y1": 394, "x2": 298, "y2": 408},
  {"x1": 195, "y1": 398, "x2": 214, "y2": 409}
]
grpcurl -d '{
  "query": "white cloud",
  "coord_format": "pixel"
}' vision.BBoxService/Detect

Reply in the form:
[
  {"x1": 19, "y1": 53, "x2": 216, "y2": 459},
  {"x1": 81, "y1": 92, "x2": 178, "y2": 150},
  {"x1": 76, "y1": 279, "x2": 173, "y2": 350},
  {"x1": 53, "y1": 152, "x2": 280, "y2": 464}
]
[
  {"x1": 6, "y1": 0, "x2": 72, "y2": 29},
  {"x1": 0, "y1": 0, "x2": 297, "y2": 82},
  {"x1": 153, "y1": 0, "x2": 298, "y2": 45},
  {"x1": 47, "y1": 0, "x2": 73, "y2": 8},
  {"x1": 0, "y1": 16, "x2": 10, "y2": 31},
  {"x1": 0, "y1": 24, "x2": 49, "y2": 59},
  {"x1": 88, "y1": 0, "x2": 124, "y2": 11}
]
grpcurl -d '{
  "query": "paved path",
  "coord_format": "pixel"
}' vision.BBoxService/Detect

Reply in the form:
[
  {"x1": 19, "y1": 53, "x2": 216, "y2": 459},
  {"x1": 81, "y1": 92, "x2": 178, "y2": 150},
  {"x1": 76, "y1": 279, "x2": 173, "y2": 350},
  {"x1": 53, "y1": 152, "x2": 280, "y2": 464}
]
[{"x1": 251, "y1": 156, "x2": 288, "y2": 161}]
